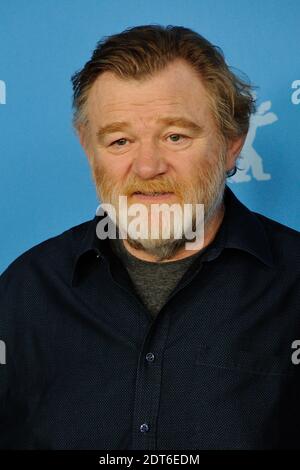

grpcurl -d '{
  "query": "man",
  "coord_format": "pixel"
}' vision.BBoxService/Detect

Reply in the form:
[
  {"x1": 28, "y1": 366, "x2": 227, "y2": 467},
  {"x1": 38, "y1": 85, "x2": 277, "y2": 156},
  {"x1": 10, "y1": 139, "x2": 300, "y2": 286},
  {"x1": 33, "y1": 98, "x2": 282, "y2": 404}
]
[{"x1": 0, "y1": 24, "x2": 300, "y2": 450}]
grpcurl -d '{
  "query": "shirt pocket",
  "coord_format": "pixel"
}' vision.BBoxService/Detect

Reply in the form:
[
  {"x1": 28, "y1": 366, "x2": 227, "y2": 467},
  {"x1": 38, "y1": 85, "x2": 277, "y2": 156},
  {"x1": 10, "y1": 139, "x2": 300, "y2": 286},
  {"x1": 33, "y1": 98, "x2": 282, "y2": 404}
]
[
  {"x1": 195, "y1": 344, "x2": 294, "y2": 376},
  {"x1": 190, "y1": 344, "x2": 297, "y2": 449}
]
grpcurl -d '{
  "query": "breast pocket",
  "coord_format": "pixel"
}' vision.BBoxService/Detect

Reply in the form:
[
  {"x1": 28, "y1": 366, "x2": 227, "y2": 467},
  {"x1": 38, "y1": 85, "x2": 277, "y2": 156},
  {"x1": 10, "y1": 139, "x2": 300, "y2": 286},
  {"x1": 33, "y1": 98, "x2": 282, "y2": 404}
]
[
  {"x1": 195, "y1": 344, "x2": 293, "y2": 376},
  {"x1": 189, "y1": 344, "x2": 296, "y2": 448}
]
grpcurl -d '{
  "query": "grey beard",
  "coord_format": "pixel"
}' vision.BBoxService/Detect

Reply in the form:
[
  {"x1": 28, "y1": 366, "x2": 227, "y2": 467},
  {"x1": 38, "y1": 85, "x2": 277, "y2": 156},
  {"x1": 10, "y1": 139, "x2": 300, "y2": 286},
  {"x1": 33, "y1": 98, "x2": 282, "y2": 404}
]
[
  {"x1": 124, "y1": 190, "x2": 225, "y2": 262},
  {"x1": 125, "y1": 233, "x2": 188, "y2": 262},
  {"x1": 100, "y1": 173, "x2": 227, "y2": 263}
]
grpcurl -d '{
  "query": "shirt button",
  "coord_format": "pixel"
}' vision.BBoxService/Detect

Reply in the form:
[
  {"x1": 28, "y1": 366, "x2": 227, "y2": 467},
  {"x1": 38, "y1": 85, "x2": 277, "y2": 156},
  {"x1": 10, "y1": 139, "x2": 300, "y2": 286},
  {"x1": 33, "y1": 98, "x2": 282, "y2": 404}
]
[
  {"x1": 145, "y1": 352, "x2": 155, "y2": 362},
  {"x1": 140, "y1": 423, "x2": 149, "y2": 433}
]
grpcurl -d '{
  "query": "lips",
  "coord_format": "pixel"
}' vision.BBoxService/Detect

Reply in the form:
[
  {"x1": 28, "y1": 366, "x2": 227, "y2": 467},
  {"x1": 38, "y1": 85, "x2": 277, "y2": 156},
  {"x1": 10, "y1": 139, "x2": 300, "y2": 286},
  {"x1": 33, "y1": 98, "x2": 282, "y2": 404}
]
[
  {"x1": 131, "y1": 192, "x2": 175, "y2": 201},
  {"x1": 133, "y1": 192, "x2": 171, "y2": 196}
]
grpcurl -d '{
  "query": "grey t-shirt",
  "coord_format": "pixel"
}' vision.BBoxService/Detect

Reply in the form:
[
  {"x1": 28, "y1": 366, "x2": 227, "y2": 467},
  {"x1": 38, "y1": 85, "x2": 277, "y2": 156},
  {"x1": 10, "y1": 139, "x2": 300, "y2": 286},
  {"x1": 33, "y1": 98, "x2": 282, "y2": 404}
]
[{"x1": 109, "y1": 237, "x2": 207, "y2": 318}]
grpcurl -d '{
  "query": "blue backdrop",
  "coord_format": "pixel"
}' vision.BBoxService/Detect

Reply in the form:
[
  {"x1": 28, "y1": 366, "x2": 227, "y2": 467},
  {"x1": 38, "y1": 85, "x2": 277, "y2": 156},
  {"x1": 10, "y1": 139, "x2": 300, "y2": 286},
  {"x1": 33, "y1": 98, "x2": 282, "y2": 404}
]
[{"x1": 0, "y1": 0, "x2": 299, "y2": 274}]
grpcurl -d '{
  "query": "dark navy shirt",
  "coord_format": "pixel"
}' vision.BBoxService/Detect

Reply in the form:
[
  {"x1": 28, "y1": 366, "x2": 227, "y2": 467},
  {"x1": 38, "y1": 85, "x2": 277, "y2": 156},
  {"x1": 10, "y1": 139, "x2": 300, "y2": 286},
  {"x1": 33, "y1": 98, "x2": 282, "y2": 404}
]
[
  {"x1": 1, "y1": 185, "x2": 300, "y2": 449},
  {"x1": 109, "y1": 230, "x2": 208, "y2": 317}
]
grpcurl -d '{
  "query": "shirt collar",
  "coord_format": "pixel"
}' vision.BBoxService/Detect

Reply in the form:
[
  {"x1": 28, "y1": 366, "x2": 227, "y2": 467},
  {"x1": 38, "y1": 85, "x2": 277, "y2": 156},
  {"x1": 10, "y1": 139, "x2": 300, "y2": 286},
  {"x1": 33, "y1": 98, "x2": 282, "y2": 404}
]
[
  {"x1": 71, "y1": 185, "x2": 275, "y2": 286},
  {"x1": 221, "y1": 185, "x2": 275, "y2": 268}
]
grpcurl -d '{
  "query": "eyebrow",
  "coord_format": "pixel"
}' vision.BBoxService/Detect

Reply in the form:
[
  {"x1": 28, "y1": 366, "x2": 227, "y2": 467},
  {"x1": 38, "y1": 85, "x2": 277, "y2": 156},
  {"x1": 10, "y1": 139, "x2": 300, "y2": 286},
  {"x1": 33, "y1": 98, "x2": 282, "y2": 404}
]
[{"x1": 96, "y1": 116, "x2": 204, "y2": 143}]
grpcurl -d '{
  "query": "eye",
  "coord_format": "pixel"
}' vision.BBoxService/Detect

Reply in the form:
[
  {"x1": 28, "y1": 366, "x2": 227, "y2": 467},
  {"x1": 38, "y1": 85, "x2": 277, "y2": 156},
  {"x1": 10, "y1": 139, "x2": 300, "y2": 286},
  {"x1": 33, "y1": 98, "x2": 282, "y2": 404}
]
[
  {"x1": 167, "y1": 133, "x2": 187, "y2": 143},
  {"x1": 110, "y1": 138, "x2": 129, "y2": 147}
]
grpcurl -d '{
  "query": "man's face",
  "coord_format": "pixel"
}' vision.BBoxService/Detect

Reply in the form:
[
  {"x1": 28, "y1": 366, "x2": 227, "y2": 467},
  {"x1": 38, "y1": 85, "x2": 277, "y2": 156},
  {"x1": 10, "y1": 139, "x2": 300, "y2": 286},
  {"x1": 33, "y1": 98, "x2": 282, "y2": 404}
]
[{"x1": 79, "y1": 59, "x2": 240, "y2": 260}]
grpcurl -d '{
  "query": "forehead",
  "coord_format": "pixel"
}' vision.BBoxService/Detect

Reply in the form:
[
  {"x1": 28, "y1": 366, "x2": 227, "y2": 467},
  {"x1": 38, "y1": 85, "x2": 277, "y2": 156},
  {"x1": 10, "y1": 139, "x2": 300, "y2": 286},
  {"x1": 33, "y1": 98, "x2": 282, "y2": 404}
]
[{"x1": 86, "y1": 59, "x2": 213, "y2": 126}]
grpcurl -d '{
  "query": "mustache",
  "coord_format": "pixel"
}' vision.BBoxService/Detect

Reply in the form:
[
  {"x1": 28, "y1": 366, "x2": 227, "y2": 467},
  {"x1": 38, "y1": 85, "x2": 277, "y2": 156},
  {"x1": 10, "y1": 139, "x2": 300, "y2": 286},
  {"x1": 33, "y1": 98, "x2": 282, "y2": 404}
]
[
  {"x1": 122, "y1": 179, "x2": 181, "y2": 196},
  {"x1": 92, "y1": 161, "x2": 186, "y2": 196}
]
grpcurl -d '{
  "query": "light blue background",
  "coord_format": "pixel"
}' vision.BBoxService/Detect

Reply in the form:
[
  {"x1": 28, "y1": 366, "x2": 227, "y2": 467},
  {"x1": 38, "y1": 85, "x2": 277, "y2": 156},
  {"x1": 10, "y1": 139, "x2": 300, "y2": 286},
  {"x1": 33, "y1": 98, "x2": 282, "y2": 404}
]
[{"x1": 0, "y1": 0, "x2": 299, "y2": 274}]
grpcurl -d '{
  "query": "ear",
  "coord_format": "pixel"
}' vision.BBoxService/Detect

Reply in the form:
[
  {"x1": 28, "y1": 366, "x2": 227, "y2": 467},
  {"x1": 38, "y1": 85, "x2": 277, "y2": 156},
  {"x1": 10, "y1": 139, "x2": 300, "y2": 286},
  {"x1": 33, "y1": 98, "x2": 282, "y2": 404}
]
[
  {"x1": 76, "y1": 124, "x2": 94, "y2": 166},
  {"x1": 225, "y1": 134, "x2": 247, "y2": 172}
]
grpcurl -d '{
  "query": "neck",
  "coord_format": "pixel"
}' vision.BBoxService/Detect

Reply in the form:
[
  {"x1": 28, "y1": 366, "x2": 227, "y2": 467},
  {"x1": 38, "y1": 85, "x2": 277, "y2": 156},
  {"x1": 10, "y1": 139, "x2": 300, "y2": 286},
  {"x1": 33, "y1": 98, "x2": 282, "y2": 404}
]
[{"x1": 122, "y1": 202, "x2": 225, "y2": 263}]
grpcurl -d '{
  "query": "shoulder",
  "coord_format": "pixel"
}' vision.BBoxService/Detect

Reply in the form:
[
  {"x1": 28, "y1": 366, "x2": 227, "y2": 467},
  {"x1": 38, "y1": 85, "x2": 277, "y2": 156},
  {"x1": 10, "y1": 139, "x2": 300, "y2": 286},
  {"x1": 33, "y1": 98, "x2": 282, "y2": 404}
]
[
  {"x1": 254, "y1": 211, "x2": 300, "y2": 245},
  {"x1": 253, "y1": 211, "x2": 300, "y2": 272},
  {"x1": 0, "y1": 218, "x2": 92, "y2": 288}
]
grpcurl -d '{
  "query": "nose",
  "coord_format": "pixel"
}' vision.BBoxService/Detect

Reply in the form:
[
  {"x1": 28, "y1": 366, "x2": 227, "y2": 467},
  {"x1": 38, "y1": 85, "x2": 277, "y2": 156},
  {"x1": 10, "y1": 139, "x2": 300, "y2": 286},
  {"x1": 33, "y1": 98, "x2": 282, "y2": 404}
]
[{"x1": 131, "y1": 141, "x2": 168, "y2": 179}]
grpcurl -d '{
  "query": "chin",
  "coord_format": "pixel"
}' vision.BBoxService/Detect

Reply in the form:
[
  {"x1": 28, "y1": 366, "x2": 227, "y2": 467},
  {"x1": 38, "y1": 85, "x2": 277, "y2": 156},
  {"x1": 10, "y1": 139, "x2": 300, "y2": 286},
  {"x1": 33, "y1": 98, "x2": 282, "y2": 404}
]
[{"x1": 126, "y1": 236, "x2": 187, "y2": 262}]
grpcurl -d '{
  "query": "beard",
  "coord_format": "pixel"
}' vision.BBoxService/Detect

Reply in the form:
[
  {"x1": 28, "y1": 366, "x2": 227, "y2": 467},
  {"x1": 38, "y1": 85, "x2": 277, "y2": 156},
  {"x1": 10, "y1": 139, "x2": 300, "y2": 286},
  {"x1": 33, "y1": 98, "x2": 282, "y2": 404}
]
[{"x1": 91, "y1": 148, "x2": 227, "y2": 262}]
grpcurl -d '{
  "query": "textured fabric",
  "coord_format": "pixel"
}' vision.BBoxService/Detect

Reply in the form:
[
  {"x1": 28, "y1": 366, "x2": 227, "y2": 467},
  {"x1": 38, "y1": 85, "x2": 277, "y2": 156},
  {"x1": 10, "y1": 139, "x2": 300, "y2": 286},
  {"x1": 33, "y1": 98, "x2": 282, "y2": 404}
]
[
  {"x1": 0, "y1": 185, "x2": 300, "y2": 450},
  {"x1": 109, "y1": 235, "x2": 207, "y2": 317}
]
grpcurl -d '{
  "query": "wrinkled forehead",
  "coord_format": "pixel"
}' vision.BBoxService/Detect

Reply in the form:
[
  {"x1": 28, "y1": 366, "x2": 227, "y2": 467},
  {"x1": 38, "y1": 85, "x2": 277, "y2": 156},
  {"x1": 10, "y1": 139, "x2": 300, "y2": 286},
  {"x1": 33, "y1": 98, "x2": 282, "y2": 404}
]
[{"x1": 85, "y1": 61, "x2": 215, "y2": 129}]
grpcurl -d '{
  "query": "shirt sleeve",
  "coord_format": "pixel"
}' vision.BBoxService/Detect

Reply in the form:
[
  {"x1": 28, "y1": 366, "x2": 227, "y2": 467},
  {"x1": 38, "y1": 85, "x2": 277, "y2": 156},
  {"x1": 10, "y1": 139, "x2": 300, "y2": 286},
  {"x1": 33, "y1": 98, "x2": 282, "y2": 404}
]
[{"x1": 0, "y1": 267, "x2": 27, "y2": 449}]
